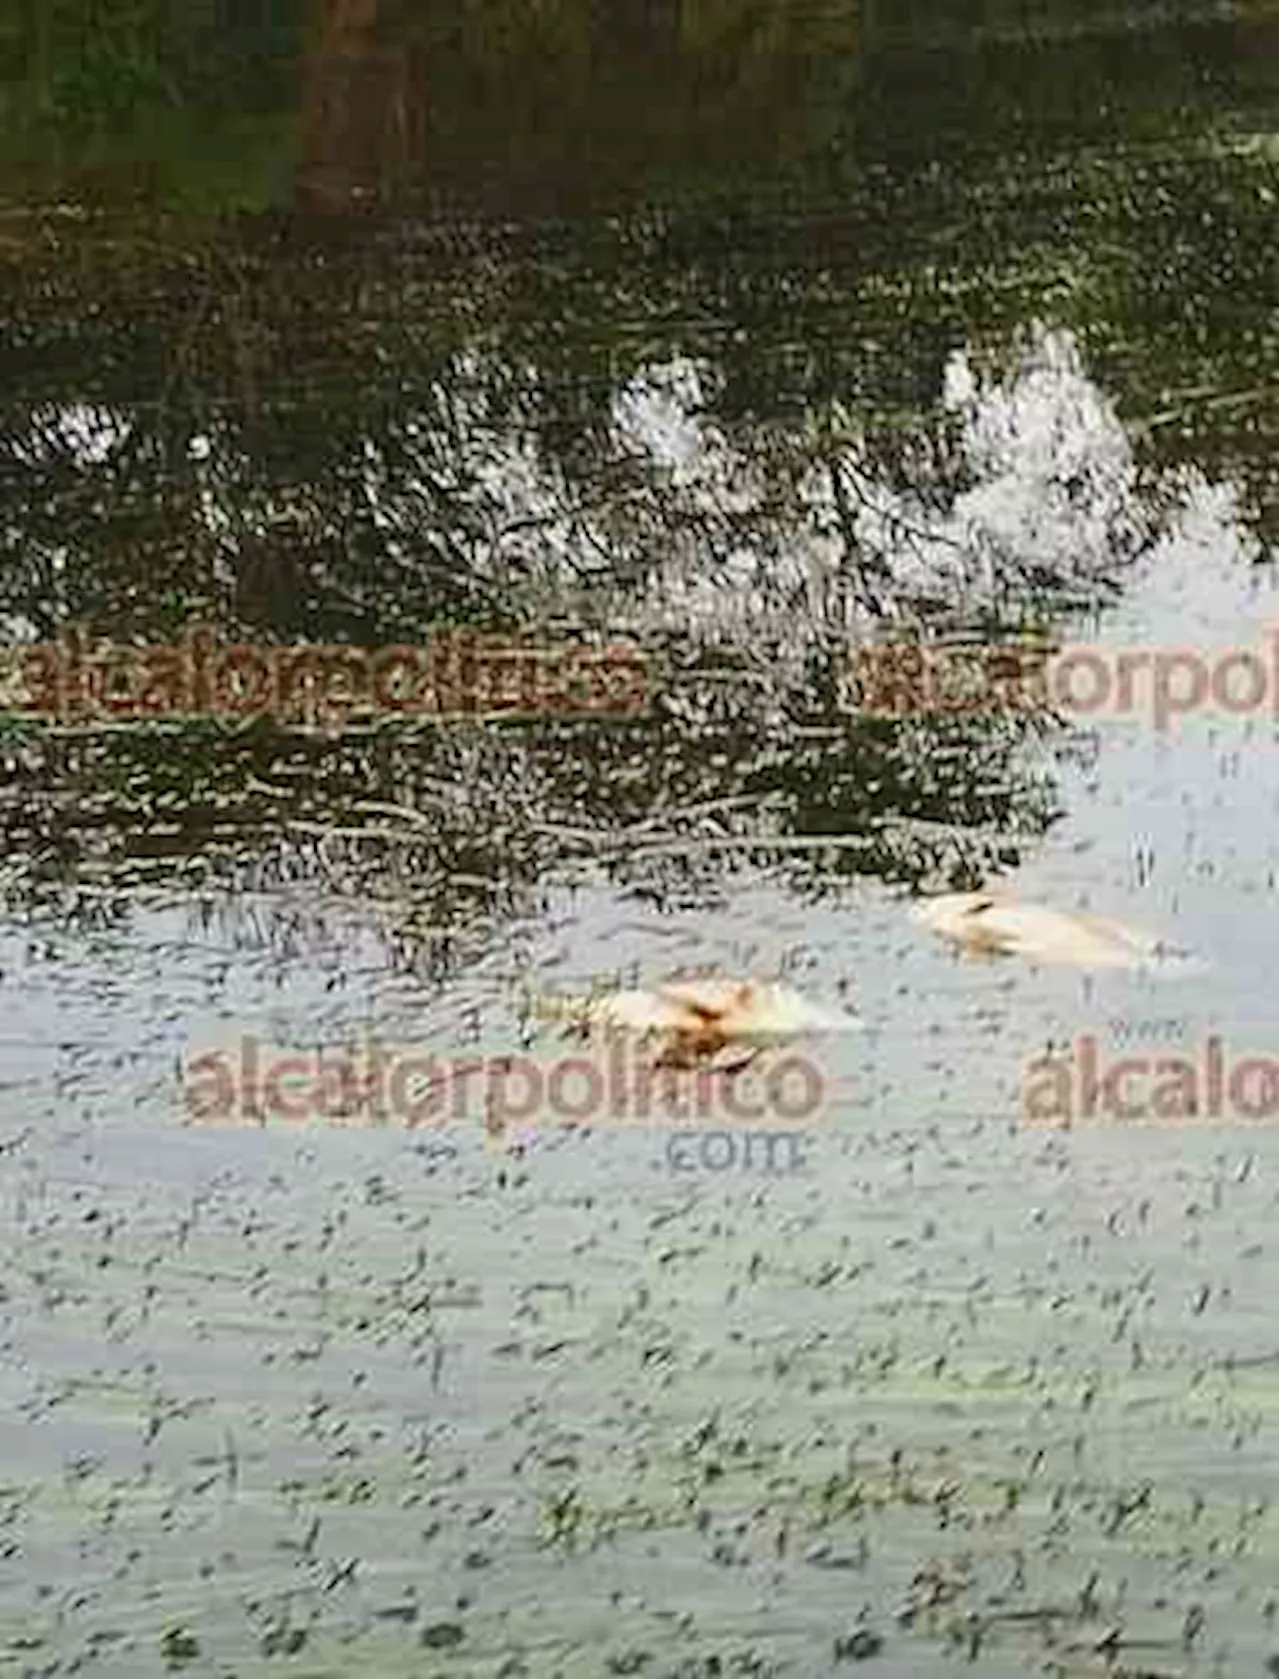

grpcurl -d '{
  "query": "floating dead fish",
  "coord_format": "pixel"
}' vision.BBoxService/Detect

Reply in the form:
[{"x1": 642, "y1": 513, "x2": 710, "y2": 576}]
[
  {"x1": 909, "y1": 892, "x2": 1195, "y2": 971},
  {"x1": 535, "y1": 978, "x2": 859, "y2": 1068}
]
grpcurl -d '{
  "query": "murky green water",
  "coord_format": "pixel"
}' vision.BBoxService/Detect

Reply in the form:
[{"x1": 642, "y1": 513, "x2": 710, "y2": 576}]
[{"x1": 1, "y1": 4, "x2": 1276, "y2": 1676}]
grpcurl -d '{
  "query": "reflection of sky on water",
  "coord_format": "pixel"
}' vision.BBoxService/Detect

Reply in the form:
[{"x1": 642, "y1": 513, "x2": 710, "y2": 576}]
[{"x1": 0, "y1": 323, "x2": 1158, "y2": 659}]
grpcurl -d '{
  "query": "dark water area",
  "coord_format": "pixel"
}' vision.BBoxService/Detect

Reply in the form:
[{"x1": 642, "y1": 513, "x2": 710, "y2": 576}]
[{"x1": 0, "y1": 4, "x2": 1277, "y2": 1676}]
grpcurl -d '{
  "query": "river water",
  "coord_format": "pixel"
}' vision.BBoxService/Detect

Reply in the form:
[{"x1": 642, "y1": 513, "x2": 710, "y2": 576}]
[{"x1": 0, "y1": 5, "x2": 1276, "y2": 1677}]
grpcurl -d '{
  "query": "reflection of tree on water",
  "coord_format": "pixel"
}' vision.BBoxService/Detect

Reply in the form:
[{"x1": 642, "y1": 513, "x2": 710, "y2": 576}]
[
  {"x1": 297, "y1": 0, "x2": 412, "y2": 216},
  {"x1": 0, "y1": 0, "x2": 1272, "y2": 971},
  {"x1": 1, "y1": 319, "x2": 1182, "y2": 966},
  {"x1": 7, "y1": 2, "x2": 1272, "y2": 231},
  {"x1": 295, "y1": 0, "x2": 859, "y2": 215}
]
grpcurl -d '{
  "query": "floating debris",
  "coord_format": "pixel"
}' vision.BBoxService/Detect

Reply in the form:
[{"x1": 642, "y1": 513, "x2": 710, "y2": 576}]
[
  {"x1": 834, "y1": 1627, "x2": 885, "y2": 1662},
  {"x1": 420, "y1": 1620, "x2": 465, "y2": 1650},
  {"x1": 536, "y1": 978, "x2": 860, "y2": 1067},
  {"x1": 909, "y1": 891, "x2": 1196, "y2": 970}
]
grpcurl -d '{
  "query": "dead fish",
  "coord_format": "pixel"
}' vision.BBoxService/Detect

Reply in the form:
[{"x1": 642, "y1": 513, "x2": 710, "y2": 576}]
[
  {"x1": 536, "y1": 978, "x2": 859, "y2": 1068},
  {"x1": 909, "y1": 891, "x2": 1193, "y2": 971}
]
